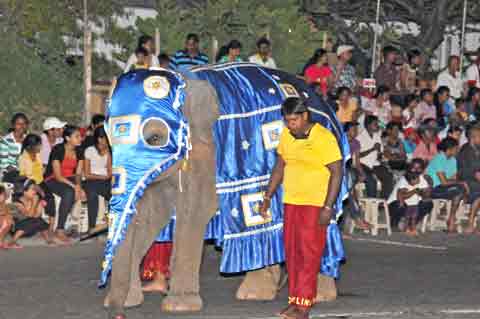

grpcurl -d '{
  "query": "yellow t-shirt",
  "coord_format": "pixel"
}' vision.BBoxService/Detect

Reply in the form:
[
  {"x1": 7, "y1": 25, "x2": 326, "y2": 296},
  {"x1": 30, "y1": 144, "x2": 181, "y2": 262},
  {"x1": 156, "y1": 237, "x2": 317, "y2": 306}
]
[
  {"x1": 277, "y1": 123, "x2": 342, "y2": 207},
  {"x1": 19, "y1": 152, "x2": 44, "y2": 184},
  {"x1": 336, "y1": 98, "x2": 358, "y2": 123}
]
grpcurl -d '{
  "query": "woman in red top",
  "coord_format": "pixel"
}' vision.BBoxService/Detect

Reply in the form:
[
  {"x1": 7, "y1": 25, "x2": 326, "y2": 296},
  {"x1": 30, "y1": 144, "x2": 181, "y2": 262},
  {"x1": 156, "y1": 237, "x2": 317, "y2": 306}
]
[
  {"x1": 304, "y1": 49, "x2": 332, "y2": 98},
  {"x1": 44, "y1": 125, "x2": 86, "y2": 243}
]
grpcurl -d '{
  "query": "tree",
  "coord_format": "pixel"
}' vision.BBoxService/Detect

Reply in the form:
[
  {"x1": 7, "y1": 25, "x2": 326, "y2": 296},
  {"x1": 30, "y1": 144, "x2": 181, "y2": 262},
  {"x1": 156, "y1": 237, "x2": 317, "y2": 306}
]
[{"x1": 303, "y1": 0, "x2": 480, "y2": 73}]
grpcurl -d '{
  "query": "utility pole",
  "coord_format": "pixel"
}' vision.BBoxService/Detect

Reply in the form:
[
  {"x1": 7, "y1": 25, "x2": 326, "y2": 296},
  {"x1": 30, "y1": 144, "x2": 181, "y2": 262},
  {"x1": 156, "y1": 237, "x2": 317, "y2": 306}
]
[{"x1": 83, "y1": 0, "x2": 92, "y2": 125}]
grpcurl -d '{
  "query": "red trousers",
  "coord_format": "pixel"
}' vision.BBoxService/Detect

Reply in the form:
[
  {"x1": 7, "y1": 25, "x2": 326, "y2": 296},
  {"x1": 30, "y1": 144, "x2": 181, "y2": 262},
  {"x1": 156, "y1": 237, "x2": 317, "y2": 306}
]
[
  {"x1": 284, "y1": 204, "x2": 327, "y2": 308},
  {"x1": 141, "y1": 242, "x2": 172, "y2": 280}
]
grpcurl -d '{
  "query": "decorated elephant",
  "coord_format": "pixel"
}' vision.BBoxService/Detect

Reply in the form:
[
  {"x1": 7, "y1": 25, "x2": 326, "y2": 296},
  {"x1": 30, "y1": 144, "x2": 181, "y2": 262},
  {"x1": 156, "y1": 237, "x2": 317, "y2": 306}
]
[{"x1": 101, "y1": 63, "x2": 349, "y2": 319}]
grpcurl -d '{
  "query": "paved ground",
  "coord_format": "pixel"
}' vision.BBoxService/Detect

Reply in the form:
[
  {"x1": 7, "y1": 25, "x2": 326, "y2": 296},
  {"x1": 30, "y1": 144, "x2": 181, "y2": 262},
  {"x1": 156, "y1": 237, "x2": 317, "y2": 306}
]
[{"x1": 1, "y1": 231, "x2": 480, "y2": 319}]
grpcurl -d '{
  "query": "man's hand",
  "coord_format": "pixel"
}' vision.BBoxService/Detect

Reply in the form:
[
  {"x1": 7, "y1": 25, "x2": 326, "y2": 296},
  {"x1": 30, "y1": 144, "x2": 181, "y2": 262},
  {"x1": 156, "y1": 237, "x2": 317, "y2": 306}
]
[
  {"x1": 259, "y1": 198, "x2": 271, "y2": 220},
  {"x1": 318, "y1": 207, "x2": 333, "y2": 225}
]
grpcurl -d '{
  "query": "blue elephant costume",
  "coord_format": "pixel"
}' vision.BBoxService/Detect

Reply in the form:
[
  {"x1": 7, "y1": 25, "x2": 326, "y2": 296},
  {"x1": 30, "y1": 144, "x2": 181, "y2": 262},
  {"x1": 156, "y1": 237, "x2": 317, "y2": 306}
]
[{"x1": 101, "y1": 63, "x2": 350, "y2": 286}]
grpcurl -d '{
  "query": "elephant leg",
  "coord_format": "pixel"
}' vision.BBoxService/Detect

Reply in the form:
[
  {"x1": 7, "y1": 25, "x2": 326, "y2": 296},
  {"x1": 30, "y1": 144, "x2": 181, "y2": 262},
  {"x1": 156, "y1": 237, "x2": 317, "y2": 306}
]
[
  {"x1": 314, "y1": 274, "x2": 337, "y2": 303},
  {"x1": 106, "y1": 216, "x2": 139, "y2": 318},
  {"x1": 236, "y1": 265, "x2": 281, "y2": 301},
  {"x1": 162, "y1": 164, "x2": 216, "y2": 313}
]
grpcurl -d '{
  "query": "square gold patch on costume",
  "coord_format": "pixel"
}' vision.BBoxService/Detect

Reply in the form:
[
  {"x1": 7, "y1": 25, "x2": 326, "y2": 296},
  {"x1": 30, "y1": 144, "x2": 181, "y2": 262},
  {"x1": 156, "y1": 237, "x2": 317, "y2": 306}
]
[
  {"x1": 279, "y1": 83, "x2": 299, "y2": 98},
  {"x1": 262, "y1": 121, "x2": 284, "y2": 150},
  {"x1": 109, "y1": 115, "x2": 141, "y2": 145},
  {"x1": 111, "y1": 167, "x2": 127, "y2": 195},
  {"x1": 241, "y1": 192, "x2": 272, "y2": 227}
]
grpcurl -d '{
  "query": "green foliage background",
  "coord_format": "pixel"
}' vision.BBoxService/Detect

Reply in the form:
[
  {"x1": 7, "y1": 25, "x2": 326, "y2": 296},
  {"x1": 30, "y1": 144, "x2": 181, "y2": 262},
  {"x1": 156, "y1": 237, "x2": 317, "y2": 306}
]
[{"x1": 1, "y1": 0, "x2": 325, "y2": 131}]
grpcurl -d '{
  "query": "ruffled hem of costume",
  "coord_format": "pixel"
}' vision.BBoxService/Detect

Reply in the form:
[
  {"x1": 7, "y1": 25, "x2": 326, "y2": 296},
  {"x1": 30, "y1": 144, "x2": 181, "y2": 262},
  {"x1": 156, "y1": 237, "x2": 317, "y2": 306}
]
[
  {"x1": 320, "y1": 223, "x2": 345, "y2": 278},
  {"x1": 99, "y1": 159, "x2": 181, "y2": 287},
  {"x1": 219, "y1": 224, "x2": 284, "y2": 273}
]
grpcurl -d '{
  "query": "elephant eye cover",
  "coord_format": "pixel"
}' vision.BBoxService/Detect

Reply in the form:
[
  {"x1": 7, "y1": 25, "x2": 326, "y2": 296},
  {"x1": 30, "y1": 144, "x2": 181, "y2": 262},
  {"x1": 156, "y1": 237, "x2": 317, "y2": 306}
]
[{"x1": 100, "y1": 69, "x2": 189, "y2": 286}]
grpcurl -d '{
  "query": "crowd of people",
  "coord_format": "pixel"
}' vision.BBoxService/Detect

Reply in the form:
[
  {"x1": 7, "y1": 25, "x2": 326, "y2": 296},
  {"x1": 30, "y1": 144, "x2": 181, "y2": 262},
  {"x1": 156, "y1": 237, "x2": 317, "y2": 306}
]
[
  {"x1": 2, "y1": 32, "x2": 480, "y2": 243},
  {"x1": 0, "y1": 113, "x2": 110, "y2": 248}
]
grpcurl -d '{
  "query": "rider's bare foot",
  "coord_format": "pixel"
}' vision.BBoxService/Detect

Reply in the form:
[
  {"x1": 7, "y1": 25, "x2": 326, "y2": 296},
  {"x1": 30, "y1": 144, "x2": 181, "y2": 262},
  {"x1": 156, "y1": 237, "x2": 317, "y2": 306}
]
[{"x1": 142, "y1": 273, "x2": 168, "y2": 294}]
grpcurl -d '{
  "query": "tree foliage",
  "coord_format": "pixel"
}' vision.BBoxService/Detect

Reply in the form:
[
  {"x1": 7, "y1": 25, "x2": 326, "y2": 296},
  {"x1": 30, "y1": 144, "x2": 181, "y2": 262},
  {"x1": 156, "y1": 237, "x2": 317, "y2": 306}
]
[{"x1": 303, "y1": 0, "x2": 480, "y2": 72}]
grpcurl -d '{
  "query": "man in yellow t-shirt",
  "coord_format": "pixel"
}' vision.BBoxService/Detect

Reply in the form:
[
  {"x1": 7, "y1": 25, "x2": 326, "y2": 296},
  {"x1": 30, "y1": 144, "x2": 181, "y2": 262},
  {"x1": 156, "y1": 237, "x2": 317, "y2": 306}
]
[{"x1": 260, "y1": 97, "x2": 343, "y2": 319}]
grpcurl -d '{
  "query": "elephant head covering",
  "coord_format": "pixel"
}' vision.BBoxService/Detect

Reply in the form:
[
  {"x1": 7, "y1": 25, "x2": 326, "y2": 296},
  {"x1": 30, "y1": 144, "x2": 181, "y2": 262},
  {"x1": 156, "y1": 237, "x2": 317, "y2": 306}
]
[{"x1": 100, "y1": 68, "x2": 189, "y2": 286}]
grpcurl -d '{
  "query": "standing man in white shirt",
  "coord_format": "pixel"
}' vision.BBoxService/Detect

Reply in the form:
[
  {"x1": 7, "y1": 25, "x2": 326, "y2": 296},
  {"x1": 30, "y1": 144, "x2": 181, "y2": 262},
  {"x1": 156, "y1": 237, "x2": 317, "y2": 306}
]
[
  {"x1": 248, "y1": 37, "x2": 277, "y2": 69},
  {"x1": 357, "y1": 115, "x2": 394, "y2": 199},
  {"x1": 437, "y1": 55, "x2": 463, "y2": 99},
  {"x1": 465, "y1": 48, "x2": 480, "y2": 89}
]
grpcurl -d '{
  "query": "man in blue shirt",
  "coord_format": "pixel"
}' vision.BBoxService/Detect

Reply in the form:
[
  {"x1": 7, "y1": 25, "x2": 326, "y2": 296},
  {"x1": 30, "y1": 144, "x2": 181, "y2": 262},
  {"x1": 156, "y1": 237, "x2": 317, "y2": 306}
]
[
  {"x1": 170, "y1": 33, "x2": 209, "y2": 72},
  {"x1": 426, "y1": 137, "x2": 468, "y2": 232}
]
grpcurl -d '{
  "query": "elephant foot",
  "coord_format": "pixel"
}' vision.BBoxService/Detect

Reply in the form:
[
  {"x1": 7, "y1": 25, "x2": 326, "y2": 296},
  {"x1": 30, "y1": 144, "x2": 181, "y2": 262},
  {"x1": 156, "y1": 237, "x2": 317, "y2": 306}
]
[
  {"x1": 161, "y1": 294, "x2": 203, "y2": 312},
  {"x1": 236, "y1": 265, "x2": 280, "y2": 301},
  {"x1": 314, "y1": 274, "x2": 337, "y2": 303},
  {"x1": 142, "y1": 273, "x2": 168, "y2": 294},
  {"x1": 104, "y1": 289, "x2": 144, "y2": 309}
]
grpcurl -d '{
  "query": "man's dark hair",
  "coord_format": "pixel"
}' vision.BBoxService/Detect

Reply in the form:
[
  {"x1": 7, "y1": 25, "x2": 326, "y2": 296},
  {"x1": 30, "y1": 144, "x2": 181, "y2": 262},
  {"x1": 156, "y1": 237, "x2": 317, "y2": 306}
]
[
  {"x1": 91, "y1": 114, "x2": 105, "y2": 127},
  {"x1": 21, "y1": 133, "x2": 42, "y2": 153},
  {"x1": 256, "y1": 37, "x2": 271, "y2": 48},
  {"x1": 374, "y1": 85, "x2": 390, "y2": 98},
  {"x1": 438, "y1": 137, "x2": 459, "y2": 152},
  {"x1": 227, "y1": 39, "x2": 242, "y2": 50},
  {"x1": 11, "y1": 112, "x2": 29, "y2": 126},
  {"x1": 410, "y1": 158, "x2": 425, "y2": 171},
  {"x1": 158, "y1": 53, "x2": 170, "y2": 65},
  {"x1": 466, "y1": 121, "x2": 480, "y2": 138},
  {"x1": 343, "y1": 121, "x2": 359, "y2": 133},
  {"x1": 336, "y1": 86, "x2": 352, "y2": 99},
  {"x1": 407, "y1": 49, "x2": 421, "y2": 64},
  {"x1": 404, "y1": 94, "x2": 418, "y2": 107},
  {"x1": 420, "y1": 88, "x2": 433, "y2": 100},
  {"x1": 447, "y1": 125, "x2": 462, "y2": 135},
  {"x1": 364, "y1": 115, "x2": 379, "y2": 128},
  {"x1": 186, "y1": 33, "x2": 199, "y2": 43},
  {"x1": 405, "y1": 170, "x2": 419, "y2": 183},
  {"x1": 383, "y1": 45, "x2": 397, "y2": 58},
  {"x1": 436, "y1": 86, "x2": 450, "y2": 96},
  {"x1": 455, "y1": 97, "x2": 465, "y2": 106},
  {"x1": 281, "y1": 97, "x2": 309, "y2": 117},
  {"x1": 137, "y1": 35, "x2": 153, "y2": 49},
  {"x1": 135, "y1": 47, "x2": 148, "y2": 57},
  {"x1": 386, "y1": 121, "x2": 401, "y2": 132}
]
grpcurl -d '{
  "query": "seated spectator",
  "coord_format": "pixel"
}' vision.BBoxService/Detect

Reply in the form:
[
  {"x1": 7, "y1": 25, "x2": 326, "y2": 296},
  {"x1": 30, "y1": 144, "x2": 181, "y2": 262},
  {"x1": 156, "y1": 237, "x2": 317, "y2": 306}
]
[
  {"x1": 456, "y1": 123, "x2": 480, "y2": 234},
  {"x1": 374, "y1": 46, "x2": 401, "y2": 102},
  {"x1": 363, "y1": 85, "x2": 392, "y2": 128},
  {"x1": 415, "y1": 88, "x2": 436, "y2": 123},
  {"x1": 383, "y1": 122, "x2": 407, "y2": 170},
  {"x1": 438, "y1": 125, "x2": 466, "y2": 146},
  {"x1": 402, "y1": 94, "x2": 419, "y2": 129},
  {"x1": 465, "y1": 87, "x2": 480, "y2": 121},
  {"x1": 218, "y1": 40, "x2": 243, "y2": 63},
  {"x1": 0, "y1": 113, "x2": 29, "y2": 180},
  {"x1": 403, "y1": 128, "x2": 417, "y2": 158},
  {"x1": 400, "y1": 49, "x2": 422, "y2": 95},
  {"x1": 8, "y1": 178, "x2": 52, "y2": 248},
  {"x1": 426, "y1": 137, "x2": 467, "y2": 233},
  {"x1": 335, "y1": 87, "x2": 357, "y2": 123},
  {"x1": 44, "y1": 125, "x2": 86, "y2": 243},
  {"x1": 343, "y1": 122, "x2": 371, "y2": 230},
  {"x1": 40, "y1": 117, "x2": 65, "y2": 166},
  {"x1": 357, "y1": 115, "x2": 394, "y2": 198},
  {"x1": 455, "y1": 98, "x2": 468, "y2": 121},
  {"x1": 249, "y1": 37, "x2": 277, "y2": 68},
  {"x1": 390, "y1": 104, "x2": 403, "y2": 125},
  {"x1": 332, "y1": 45, "x2": 356, "y2": 92},
  {"x1": 436, "y1": 55, "x2": 463, "y2": 100},
  {"x1": 158, "y1": 53, "x2": 171, "y2": 69},
  {"x1": 413, "y1": 126, "x2": 438, "y2": 162},
  {"x1": 82, "y1": 114, "x2": 105, "y2": 151},
  {"x1": 434, "y1": 86, "x2": 453, "y2": 128},
  {"x1": 0, "y1": 185, "x2": 14, "y2": 249},
  {"x1": 304, "y1": 49, "x2": 332, "y2": 98},
  {"x1": 388, "y1": 160, "x2": 432, "y2": 235},
  {"x1": 124, "y1": 35, "x2": 159, "y2": 73},
  {"x1": 18, "y1": 134, "x2": 56, "y2": 233},
  {"x1": 83, "y1": 127, "x2": 111, "y2": 233}
]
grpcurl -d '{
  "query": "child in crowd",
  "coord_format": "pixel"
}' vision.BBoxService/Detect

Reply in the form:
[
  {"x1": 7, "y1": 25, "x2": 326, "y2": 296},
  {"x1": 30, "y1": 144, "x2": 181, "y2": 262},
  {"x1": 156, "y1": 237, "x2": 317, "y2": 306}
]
[
  {"x1": 158, "y1": 53, "x2": 171, "y2": 69},
  {"x1": 133, "y1": 47, "x2": 151, "y2": 70},
  {"x1": 415, "y1": 89, "x2": 437, "y2": 123},
  {"x1": 363, "y1": 85, "x2": 392, "y2": 128},
  {"x1": 0, "y1": 185, "x2": 14, "y2": 248},
  {"x1": 8, "y1": 178, "x2": 52, "y2": 248},
  {"x1": 403, "y1": 128, "x2": 417, "y2": 158},
  {"x1": 403, "y1": 94, "x2": 419, "y2": 129}
]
